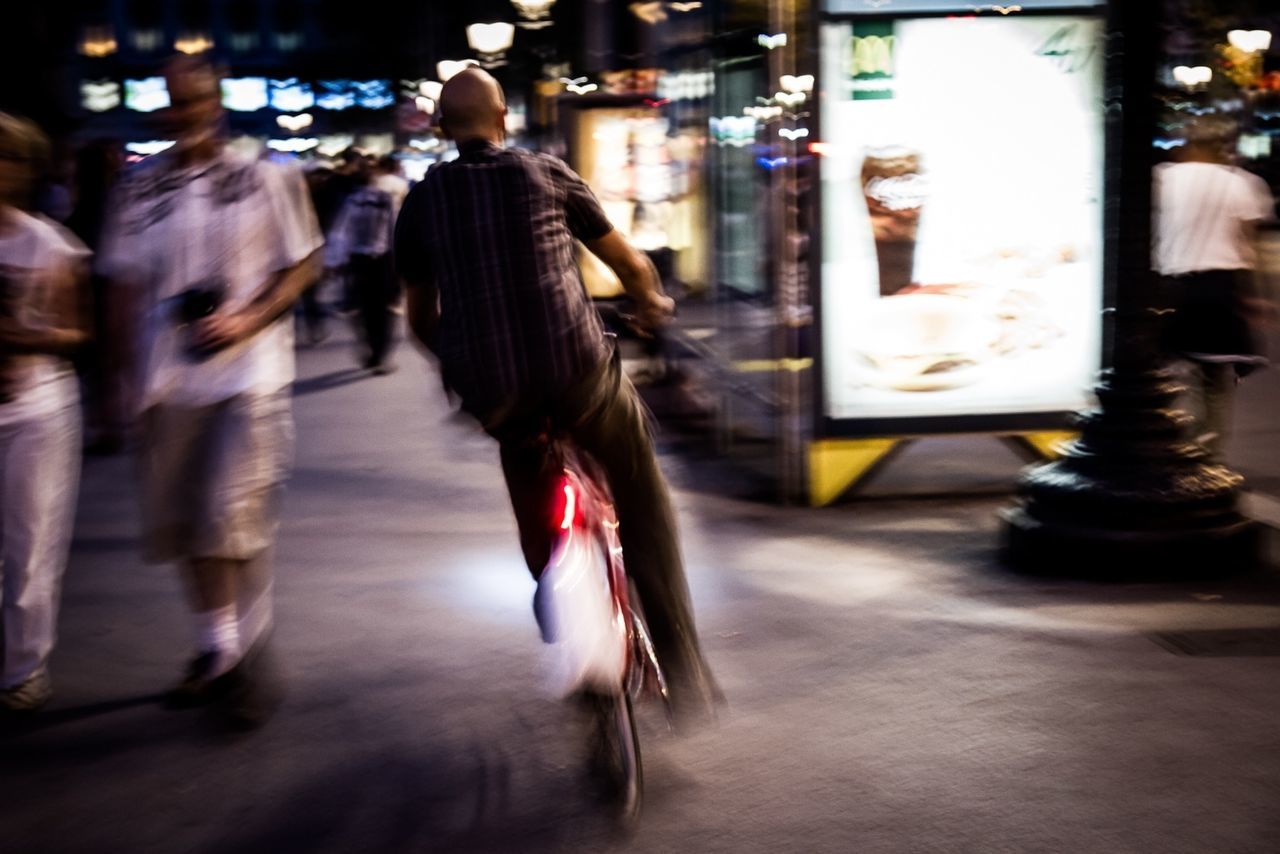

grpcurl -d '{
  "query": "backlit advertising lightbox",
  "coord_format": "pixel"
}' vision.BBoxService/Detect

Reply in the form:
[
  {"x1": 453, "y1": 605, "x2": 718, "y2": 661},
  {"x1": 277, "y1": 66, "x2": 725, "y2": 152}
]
[
  {"x1": 221, "y1": 78, "x2": 269, "y2": 112},
  {"x1": 819, "y1": 13, "x2": 1104, "y2": 428},
  {"x1": 124, "y1": 77, "x2": 169, "y2": 112}
]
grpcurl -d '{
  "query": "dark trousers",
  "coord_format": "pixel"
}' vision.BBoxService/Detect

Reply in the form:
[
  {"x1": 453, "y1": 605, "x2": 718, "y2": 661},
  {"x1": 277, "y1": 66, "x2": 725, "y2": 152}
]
[
  {"x1": 350, "y1": 253, "x2": 395, "y2": 367},
  {"x1": 494, "y1": 347, "x2": 718, "y2": 711},
  {"x1": 298, "y1": 281, "x2": 326, "y2": 339}
]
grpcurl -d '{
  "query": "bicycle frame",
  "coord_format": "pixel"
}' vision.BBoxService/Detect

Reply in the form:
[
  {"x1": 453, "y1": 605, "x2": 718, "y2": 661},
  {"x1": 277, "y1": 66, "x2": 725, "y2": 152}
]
[
  {"x1": 543, "y1": 439, "x2": 669, "y2": 711},
  {"x1": 538, "y1": 436, "x2": 671, "y2": 820}
]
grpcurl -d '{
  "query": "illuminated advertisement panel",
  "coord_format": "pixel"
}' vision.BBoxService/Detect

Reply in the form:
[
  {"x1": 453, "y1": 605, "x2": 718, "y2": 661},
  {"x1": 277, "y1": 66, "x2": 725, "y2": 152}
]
[
  {"x1": 221, "y1": 78, "x2": 269, "y2": 111},
  {"x1": 570, "y1": 108, "x2": 677, "y2": 298},
  {"x1": 819, "y1": 13, "x2": 1104, "y2": 426},
  {"x1": 316, "y1": 81, "x2": 356, "y2": 110},
  {"x1": 82, "y1": 80, "x2": 121, "y2": 112},
  {"x1": 270, "y1": 79, "x2": 314, "y2": 112},
  {"x1": 124, "y1": 77, "x2": 169, "y2": 112},
  {"x1": 352, "y1": 80, "x2": 394, "y2": 109}
]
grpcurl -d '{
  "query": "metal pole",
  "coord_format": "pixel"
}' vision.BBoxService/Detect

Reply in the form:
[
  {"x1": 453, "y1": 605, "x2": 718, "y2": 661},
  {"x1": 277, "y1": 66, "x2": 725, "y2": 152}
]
[
  {"x1": 1000, "y1": 0, "x2": 1261, "y2": 578},
  {"x1": 769, "y1": 0, "x2": 810, "y2": 505}
]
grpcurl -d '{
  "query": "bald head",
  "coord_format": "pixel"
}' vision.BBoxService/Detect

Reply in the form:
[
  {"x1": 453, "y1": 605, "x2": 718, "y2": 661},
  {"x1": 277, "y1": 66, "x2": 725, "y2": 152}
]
[{"x1": 439, "y1": 68, "x2": 507, "y2": 144}]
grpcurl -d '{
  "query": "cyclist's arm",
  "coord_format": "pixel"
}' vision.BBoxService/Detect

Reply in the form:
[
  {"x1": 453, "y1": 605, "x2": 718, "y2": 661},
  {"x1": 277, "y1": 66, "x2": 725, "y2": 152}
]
[{"x1": 584, "y1": 229, "x2": 674, "y2": 330}]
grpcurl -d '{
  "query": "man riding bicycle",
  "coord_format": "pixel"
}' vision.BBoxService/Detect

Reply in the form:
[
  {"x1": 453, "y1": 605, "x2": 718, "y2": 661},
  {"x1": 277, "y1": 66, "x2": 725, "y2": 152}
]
[{"x1": 393, "y1": 68, "x2": 720, "y2": 724}]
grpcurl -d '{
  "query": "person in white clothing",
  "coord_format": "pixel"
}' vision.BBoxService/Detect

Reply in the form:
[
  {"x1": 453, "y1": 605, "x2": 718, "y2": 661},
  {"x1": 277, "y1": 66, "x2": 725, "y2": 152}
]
[
  {"x1": 373, "y1": 155, "x2": 410, "y2": 320},
  {"x1": 97, "y1": 56, "x2": 323, "y2": 728},
  {"x1": 1154, "y1": 130, "x2": 1275, "y2": 456},
  {"x1": 373, "y1": 155, "x2": 409, "y2": 219},
  {"x1": 0, "y1": 112, "x2": 89, "y2": 713}
]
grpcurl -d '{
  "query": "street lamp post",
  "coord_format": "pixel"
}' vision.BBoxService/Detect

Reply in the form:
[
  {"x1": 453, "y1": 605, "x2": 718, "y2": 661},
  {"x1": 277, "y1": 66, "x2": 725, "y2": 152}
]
[{"x1": 999, "y1": 0, "x2": 1261, "y2": 578}]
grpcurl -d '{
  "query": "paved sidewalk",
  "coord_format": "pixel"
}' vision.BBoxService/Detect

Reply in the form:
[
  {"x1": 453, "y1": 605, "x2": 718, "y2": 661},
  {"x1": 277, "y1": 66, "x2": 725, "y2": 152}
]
[{"x1": 2, "y1": 326, "x2": 1279, "y2": 853}]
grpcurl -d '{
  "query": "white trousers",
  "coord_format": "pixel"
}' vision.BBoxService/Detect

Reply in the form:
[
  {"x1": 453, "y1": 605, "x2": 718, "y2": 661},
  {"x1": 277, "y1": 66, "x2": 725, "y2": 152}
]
[{"x1": 0, "y1": 396, "x2": 82, "y2": 688}]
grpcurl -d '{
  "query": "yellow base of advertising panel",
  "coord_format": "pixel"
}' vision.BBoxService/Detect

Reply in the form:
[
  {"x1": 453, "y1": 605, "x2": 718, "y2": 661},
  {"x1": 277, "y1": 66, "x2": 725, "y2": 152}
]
[
  {"x1": 806, "y1": 432, "x2": 1080, "y2": 507},
  {"x1": 808, "y1": 438, "x2": 902, "y2": 507},
  {"x1": 1007, "y1": 430, "x2": 1079, "y2": 462}
]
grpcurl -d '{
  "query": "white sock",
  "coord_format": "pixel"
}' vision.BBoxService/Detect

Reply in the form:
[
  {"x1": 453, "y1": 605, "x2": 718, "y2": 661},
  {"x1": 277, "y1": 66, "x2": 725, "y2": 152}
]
[
  {"x1": 237, "y1": 582, "x2": 274, "y2": 654},
  {"x1": 195, "y1": 605, "x2": 241, "y2": 675}
]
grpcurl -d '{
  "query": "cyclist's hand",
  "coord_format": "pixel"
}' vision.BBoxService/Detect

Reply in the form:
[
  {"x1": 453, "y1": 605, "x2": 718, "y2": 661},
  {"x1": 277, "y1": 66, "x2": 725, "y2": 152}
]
[{"x1": 635, "y1": 292, "x2": 675, "y2": 334}]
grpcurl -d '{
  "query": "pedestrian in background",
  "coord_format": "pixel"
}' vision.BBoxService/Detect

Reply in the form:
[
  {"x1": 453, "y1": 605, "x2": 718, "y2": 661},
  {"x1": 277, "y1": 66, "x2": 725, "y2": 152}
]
[
  {"x1": 96, "y1": 56, "x2": 322, "y2": 729},
  {"x1": 1154, "y1": 122, "x2": 1276, "y2": 456},
  {"x1": 0, "y1": 112, "x2": 90, "y2": 713},
  {"x1": 314, "y1": 148, "x2": 363, "y2": 315},
  {"x1": 326, "y1": 156, "x2": 398, "y2": 374},
  {"x1": 373, "y1": 154, "x2": 409, "y2": 219},
  {"x1": 297, "y1": 163, "x2": 334, "y2": 345}
]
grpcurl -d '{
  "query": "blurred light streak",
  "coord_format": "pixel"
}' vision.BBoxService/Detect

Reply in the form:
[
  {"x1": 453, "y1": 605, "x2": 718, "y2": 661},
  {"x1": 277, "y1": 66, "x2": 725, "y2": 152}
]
[
  {"x1": 79, "y1": 27, "x2": 118, "y2": 57},
  {"x1": 81, "y1": 80, "x2": 121, "y2": 112},
  {"x1": 437, "y1": 60, "x2": 480, "y2": 82},
  {"x1": 276, "y1": 113, "x2": 314, "y2": 131},
  {"x1": 124, "y1": 140, "x2": 175, "y2": 156},
  {"x1": 174, "y1": 33, "x2": 214, "y2": 54},
  {"x1": 266, "y1": 137, "x2": 320, "y2": 153}
]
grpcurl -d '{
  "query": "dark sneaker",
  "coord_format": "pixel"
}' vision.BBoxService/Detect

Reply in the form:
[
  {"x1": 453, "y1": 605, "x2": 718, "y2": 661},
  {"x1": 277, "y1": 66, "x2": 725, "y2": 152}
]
[
  {"x1": 213, "y1": 637, "x2": 283, "y2": 732},
  {"x1": 0, "y1": 668, "x2": 53, "y2": 713},
  {"x1": 164, "y1": 651, "x2": 219, "y2": 710}
]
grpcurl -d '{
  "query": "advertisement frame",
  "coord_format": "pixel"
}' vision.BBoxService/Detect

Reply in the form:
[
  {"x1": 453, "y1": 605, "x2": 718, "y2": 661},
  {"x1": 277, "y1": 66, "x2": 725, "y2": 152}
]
[{"x1": 811, "y1": 4, "x2": 1108, "y2": 440}]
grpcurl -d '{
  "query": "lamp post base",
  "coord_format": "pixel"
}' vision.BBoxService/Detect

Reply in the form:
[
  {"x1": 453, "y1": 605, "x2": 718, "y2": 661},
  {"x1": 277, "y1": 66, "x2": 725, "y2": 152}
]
[
  {"x1": 1000, "y1": 368, "x2": 1263, "y2": 580},
  {"x1": 1001, "y1": 506, "x2": 1261, "y2": 580}
]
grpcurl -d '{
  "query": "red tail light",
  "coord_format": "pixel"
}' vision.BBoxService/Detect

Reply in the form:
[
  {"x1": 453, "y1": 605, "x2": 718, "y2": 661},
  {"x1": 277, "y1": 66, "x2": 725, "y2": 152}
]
[{"x1": 560, "y1": 481, "x2": 578, "y2": 530}]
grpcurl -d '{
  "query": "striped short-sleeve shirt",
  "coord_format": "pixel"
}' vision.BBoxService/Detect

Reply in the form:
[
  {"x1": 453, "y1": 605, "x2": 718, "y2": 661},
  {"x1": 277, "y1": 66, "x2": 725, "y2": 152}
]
[{"x1": 394, "y1": 139, "x2": 612, "y2": 421}]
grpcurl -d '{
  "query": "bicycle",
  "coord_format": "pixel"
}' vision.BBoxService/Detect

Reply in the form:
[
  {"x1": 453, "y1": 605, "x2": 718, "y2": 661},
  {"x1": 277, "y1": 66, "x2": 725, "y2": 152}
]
[{"x1": 533, "y1": 426, "x2": 672, "y2": 821}]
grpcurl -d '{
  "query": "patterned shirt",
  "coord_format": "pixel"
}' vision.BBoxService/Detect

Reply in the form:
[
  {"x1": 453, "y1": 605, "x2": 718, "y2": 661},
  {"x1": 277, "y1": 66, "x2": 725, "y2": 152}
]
[
  {"x1": 394, "y1": 140, "x2": 613, "y2": 422},
  {"x1": 96, "y1": 149, "x2": 323, "y2": 408}
]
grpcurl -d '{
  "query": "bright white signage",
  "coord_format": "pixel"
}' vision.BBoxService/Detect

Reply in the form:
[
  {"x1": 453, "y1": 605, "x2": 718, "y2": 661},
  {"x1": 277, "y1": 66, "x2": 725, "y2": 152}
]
[
  {"x1": 820, "y1": 16, "x2": 1104, "y2": 421},
  {"x1": 82, "y1": 80, "x2": 121, "y2": 112},
  {"x1": 270, "y1": 79, "x2": 315, "y2": 112},
  {"x1": 221, "y1": 78, "x2": 268, "y2": 111},
  {"x1": 266, "y1": 138, "x2": 320, "y2": 153},
  {"x1": 125, "y1": 140, "x2": 175, "y2": 156},
  {"x1": 124, "y1": 77, "x2": 169, "y2": 112}
]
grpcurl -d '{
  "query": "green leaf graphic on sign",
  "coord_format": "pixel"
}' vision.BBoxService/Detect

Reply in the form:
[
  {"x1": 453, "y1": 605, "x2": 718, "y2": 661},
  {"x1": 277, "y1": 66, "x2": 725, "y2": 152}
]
[{"x1": 850, "y1": 21, "x2": 895, "y2": 101}]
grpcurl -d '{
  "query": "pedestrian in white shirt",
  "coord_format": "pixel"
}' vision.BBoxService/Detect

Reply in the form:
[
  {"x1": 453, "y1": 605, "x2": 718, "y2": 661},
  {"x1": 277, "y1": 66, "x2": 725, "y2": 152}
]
[
  {"x1": 373, "y1": 155, "x2": 410, "y2": 319},
  {"x1": 373, "y1": 155, "x2": 409, "y2": 219},
  {"x1": 0, "y1": 112, "x2": 90, "y2": 713},
  {"x1": 97, "y1": 56, "x2": 323, "y2": 729},
  {"x1": 1154, "y1": 130, "x2": 1275, "y2": 456}
]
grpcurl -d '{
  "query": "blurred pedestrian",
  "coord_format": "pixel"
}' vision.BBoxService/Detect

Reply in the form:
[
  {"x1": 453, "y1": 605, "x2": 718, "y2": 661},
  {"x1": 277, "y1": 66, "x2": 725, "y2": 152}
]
[
  {"x1": 96, "y1": 56, "x2": 322, "y2": 728},
  {"x1": 297, "y1": 163, "x2": 333, "y2": 345},
  {"x1": 373, "y1": 155, "x2": 410, "y2": 319},
  {"x1": 1155, "y1": 124, "x2": 1276, "y2": 456},
  {"x1": 373, "y1": 155, "x2": 409, "y2": 219},
  {"x1": 326, "y1": 157, "x2": 397, "y2": 373},
  {"x1": 315, "y1": 148, "x2": 363, "y2": 314},
  {"x1": 394, "y1": 69, "x2": 722, "y2": 725},
  {"x1": 0, "y1": 112, "x2": 90, "y2": 713},
  {"x1": 373, "y1": 155, "x2": 410, "y2": 318}
]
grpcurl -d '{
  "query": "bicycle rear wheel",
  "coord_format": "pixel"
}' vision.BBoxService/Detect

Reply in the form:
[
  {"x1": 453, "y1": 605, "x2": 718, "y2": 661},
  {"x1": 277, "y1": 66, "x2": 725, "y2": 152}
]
[{"x1": 587, "y1": 690, "x2": 643, "y2": 820}]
